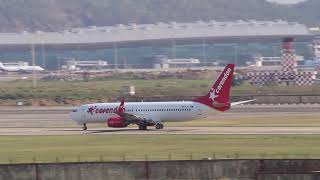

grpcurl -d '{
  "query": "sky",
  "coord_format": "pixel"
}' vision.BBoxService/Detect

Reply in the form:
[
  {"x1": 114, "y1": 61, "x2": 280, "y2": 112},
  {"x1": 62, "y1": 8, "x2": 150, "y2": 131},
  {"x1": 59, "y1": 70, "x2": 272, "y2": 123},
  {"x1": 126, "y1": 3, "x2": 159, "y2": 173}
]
[{"x1": 266, "y1": 0, "x2": 308, "y2": 4}]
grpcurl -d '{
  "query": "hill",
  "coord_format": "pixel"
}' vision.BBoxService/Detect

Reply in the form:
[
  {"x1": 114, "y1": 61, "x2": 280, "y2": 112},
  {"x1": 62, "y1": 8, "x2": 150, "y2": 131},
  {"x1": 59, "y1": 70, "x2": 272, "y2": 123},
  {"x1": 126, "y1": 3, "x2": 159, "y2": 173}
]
[{"x1": 0, "y1": 0, "x2": 318, "y2": 32}]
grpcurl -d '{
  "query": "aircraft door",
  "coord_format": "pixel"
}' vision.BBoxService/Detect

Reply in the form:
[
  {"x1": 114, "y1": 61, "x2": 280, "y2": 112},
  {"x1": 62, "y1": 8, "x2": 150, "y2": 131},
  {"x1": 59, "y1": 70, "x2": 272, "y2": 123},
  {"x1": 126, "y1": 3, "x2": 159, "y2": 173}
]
[
  {"x1": 195, "y1": 104, "x2": 207, "y2": 118},
  {"x1": 81, "y1": 105, "x2": 87, "y2": 117},
  {"x1": 197, "y1": 105, "x2": 202, "y2": 115}
]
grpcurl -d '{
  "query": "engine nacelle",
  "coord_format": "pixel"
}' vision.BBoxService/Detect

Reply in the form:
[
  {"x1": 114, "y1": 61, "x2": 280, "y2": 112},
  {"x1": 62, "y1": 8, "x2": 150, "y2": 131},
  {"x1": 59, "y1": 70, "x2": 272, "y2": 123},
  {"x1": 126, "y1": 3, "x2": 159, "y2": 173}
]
[{"x1": 107, "y1": 117, "x2": 127, "y2": 128}]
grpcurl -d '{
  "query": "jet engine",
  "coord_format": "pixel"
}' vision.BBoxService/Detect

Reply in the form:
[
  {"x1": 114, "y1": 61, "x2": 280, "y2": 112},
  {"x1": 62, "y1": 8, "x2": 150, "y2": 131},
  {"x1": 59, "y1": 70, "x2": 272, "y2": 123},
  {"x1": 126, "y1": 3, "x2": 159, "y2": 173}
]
[{"x1": 107, "y1": 117, "x2": 127, "y2": 128}]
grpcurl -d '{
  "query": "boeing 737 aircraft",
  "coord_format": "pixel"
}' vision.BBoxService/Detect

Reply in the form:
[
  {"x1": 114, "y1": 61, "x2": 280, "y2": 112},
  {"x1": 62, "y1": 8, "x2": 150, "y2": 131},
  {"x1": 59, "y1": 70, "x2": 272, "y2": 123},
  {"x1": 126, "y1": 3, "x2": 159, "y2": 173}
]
[
  {"x1": 0, "y1": 62, "x2": 44, "y2": 72},
  {"x1": 70, "y1": 64, "x2": 255, "y2": 130}
]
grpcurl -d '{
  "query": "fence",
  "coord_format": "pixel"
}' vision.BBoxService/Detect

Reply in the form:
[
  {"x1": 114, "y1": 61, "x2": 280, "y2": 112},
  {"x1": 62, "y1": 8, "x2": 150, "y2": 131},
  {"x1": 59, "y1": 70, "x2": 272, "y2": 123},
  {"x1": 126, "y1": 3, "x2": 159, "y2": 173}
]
[
  {"x1": 2, "y1": 152, "x2": 318, "y2": 165},
  {"x1": 3, "y1": 159, "x2": 320, "y2": 180}
]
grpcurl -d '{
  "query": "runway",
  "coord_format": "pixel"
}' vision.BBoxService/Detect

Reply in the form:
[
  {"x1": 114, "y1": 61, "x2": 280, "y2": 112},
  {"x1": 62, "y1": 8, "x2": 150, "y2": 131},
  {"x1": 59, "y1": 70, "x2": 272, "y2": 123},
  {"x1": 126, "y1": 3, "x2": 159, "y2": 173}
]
[
  {"x1": 2, "y1": 126, "x2": 320, "y2": 135},
  {"x1": 1, "y1": 104, "x2": 320, "y2": 135}
]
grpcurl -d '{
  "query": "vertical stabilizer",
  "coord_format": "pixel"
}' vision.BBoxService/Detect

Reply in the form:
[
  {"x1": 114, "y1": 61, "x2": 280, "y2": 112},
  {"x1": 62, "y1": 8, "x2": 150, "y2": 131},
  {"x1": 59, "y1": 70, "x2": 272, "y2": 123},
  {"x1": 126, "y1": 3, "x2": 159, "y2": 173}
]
[{"x1": 192, "y1": 64, "x2": 234, "y2": 111}]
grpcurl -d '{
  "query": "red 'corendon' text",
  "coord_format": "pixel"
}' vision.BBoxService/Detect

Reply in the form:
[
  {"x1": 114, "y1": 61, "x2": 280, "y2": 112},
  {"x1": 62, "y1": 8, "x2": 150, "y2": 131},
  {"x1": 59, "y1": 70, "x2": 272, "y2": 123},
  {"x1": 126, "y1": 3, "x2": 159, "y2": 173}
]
[{"x1": 87, "y1": 106, "x2": 122, "y2": 115}]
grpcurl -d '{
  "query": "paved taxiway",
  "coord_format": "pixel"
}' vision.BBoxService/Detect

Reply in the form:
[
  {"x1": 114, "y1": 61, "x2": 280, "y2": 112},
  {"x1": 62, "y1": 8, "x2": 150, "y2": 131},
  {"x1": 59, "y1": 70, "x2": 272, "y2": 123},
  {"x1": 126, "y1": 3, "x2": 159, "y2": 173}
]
[{"x1": 0, "y1": 104, "x2": 320, "y2": 135}]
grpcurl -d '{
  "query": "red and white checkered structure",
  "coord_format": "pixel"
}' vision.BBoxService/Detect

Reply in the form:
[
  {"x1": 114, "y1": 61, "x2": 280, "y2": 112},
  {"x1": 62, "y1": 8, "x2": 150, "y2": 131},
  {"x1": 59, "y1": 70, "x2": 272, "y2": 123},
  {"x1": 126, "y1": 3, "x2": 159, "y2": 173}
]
[{"x1": 247, "y1": 38, "x2": 317, "y2": 86}]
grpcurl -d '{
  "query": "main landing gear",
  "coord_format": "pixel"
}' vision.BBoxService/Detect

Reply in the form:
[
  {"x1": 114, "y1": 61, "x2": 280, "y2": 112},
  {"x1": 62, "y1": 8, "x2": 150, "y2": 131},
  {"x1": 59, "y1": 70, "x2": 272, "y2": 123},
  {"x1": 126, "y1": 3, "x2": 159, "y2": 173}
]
[
  {"x1": 138, "y1": 123, "x2": 164, "y2": 130},
  {"x1": 82, "y1": 123, "x2": 87, "y2": 131},
  {"x1": 139, "y1": 124, "x2": 147, "y2": 130},
  {"x1": 155, "y1": 123, "x2": 164, "y2": 130}
]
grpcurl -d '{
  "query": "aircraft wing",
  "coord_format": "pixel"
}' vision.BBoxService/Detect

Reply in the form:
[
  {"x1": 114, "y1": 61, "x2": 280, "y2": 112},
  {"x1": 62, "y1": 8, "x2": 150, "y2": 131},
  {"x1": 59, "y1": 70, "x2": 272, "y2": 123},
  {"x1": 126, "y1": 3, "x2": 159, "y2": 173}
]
[
  {"x1": 115, "y1": 99, "x2": 156, "y2": 126},
  {"x1": 231, "y1": 99, "x2": 256, "y2": 106},
  {"x1": 119, "y1": 113, "x2": 156, "y2": 126}
]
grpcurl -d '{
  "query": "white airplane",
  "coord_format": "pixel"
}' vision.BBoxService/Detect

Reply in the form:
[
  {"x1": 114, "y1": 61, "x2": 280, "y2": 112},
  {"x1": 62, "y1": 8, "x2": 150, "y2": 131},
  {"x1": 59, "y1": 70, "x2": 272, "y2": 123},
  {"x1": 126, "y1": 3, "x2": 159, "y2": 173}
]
[
  {"x1": 70, "y1": 64, "x2": 255, "y2": 130},
  {"x1": 0, "y1": 62, "x2": 44, "y2": 72}
]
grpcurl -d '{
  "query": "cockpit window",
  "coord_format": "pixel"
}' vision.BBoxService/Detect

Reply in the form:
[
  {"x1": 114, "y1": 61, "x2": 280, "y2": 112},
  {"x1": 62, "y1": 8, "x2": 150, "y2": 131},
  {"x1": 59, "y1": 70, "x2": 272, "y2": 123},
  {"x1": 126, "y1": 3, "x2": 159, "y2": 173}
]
[{"x1": 72, "y1": 109, "x2": 78, "y2": 112}]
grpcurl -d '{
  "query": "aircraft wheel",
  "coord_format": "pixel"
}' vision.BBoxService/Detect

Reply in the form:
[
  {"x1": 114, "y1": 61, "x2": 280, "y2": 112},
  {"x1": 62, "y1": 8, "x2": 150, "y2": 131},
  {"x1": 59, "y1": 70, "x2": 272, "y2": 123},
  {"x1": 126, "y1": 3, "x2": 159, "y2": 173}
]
[
  {"x1": 156, "y1": 123, "x2": 164, "y2": 130},
  {"x1": 155, "y1": 124, "x2": 161, "y2": 129},
  {"x1": 82, "y1": 123, "x2": 87, "y2": 131},
  {"x1": 139, "y1": 125, "x2": 147, "y2": 130}
]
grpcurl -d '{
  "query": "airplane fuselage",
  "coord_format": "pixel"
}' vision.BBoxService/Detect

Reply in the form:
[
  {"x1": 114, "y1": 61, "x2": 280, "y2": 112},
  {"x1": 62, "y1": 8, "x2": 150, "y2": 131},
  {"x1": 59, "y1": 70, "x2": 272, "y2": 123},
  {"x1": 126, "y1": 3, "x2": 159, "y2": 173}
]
[
  {"x1": 70, "y1": 101, "x2": 211, "y2": 124},
  {"x1": 0, "y1": 64, "x2": 44, "y2": 72}
]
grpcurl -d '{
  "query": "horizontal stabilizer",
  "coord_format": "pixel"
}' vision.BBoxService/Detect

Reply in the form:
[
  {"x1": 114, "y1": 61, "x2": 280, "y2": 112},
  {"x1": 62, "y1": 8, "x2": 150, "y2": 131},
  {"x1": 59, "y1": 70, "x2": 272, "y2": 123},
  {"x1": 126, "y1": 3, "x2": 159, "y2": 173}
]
[{"x1": 231, "y1": 99, "x2": 256, "y2": 106}]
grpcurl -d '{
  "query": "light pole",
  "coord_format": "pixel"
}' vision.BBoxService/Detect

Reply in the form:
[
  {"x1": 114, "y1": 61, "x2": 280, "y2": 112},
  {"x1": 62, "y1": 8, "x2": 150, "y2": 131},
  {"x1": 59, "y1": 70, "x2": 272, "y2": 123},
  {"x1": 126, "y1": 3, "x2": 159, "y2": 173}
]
[
  {"x1": 41, "y1": 42, "x2": 46, "y2": 69},
  {"x1": 234, "y1": 43, "x2": 238, "y2": 65},
  {"x1": 31, "y1": 43, "x2": 37, "y2": 88},
  {"x1": 171, "y1": 39, "x2": 176, "y2": 58},
  {"x1": 113, "y1": 43, "x2": 118, "y2": 69},
  {"x1": 202, "y1": 38, "x2": 207, "y2": 65}
]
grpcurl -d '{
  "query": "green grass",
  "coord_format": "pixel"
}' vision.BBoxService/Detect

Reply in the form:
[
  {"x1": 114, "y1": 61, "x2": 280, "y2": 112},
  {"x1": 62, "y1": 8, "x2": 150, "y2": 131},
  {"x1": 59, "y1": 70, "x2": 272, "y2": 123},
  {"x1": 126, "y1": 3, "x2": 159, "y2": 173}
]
[
  {"x1": 1, "y1": 79, "x2": 320, "y2": 101},
  {"x1": 0, "y1": 79, "x2": 211, "y2": 100},
  {"x1": 0, "y1": 135, "x2": 320, "y2": 164}
]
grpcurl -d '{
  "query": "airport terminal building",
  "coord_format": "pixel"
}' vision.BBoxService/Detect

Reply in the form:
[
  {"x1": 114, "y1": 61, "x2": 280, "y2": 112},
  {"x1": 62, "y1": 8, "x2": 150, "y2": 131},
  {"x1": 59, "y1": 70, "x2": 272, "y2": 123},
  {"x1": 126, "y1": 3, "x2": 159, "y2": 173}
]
[{"x1": 0, "y1": 20, "x2": 314, "y2": 70}]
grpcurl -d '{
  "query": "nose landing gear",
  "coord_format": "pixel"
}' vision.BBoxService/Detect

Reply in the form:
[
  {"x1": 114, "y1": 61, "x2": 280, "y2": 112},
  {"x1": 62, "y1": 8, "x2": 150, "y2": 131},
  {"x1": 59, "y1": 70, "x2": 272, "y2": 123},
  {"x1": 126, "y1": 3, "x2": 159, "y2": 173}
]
[{"x1": 82, "y1": 123, "x2": 87, "y2": 131}]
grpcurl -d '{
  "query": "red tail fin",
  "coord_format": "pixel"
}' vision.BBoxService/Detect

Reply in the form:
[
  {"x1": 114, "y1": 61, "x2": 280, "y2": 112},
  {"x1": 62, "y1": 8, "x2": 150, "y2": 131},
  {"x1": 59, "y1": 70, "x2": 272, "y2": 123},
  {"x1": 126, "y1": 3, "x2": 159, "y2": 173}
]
[{"x1": 193, "y1": 64, "x2": 234, "y2": 111}]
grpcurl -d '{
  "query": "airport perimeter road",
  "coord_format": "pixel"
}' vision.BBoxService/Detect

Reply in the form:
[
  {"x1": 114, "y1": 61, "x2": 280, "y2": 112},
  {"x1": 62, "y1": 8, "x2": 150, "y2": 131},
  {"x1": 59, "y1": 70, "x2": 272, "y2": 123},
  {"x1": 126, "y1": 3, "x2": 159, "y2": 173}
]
[{"x1": 0, "y1": 104, "x2": 320, "y2": 135}]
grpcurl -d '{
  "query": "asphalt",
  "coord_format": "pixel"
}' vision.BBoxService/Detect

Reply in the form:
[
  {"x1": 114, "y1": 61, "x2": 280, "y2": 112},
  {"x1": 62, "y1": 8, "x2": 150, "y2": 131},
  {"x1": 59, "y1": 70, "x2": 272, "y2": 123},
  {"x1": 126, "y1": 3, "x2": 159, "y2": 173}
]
[{"x1": 0, "y1": 104, "x2": 320, "y2": 135}]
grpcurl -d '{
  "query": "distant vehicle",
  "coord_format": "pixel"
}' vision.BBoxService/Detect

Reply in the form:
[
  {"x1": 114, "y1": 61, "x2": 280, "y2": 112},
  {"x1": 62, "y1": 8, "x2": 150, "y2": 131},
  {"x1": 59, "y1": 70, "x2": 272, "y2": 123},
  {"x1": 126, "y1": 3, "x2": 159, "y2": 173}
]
[
  {"x1": 0, "y1": 62, "x2": 44, "y2": 72},
  {"x1": 70, "y1": 64, "x2": 255, "y2": 131}
]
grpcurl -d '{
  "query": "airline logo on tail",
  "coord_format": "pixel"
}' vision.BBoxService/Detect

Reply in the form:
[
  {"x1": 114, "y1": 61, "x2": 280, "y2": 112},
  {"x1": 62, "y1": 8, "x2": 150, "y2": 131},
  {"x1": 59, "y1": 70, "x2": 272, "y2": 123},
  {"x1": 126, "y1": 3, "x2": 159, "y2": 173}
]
[
  {"x1": 216, "y1": 67, "x2": 232, "y2": 94},
  {"x1": 193, "y1": 64, "x2": 234, "y2": 111},
  {"x1": 116, "y1": 99, "x2": 125, "y2": 114},
  {"x1": 209, "y1": 88, "x2": 219, "y2": 102},
  {"x1": 209, "y1": 67, "x2": 232, "y2": 102}
]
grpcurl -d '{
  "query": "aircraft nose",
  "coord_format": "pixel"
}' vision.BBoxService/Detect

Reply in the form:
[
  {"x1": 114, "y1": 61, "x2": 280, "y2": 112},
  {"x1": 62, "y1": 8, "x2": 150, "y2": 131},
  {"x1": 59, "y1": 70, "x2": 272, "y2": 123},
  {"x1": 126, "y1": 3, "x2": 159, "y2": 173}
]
[
  {"x1": 69, "y1": 108, "x2": 80, "y2": 122},
  {"x1": 69, "y1": 111, "x2": 75, "y2": 120}
]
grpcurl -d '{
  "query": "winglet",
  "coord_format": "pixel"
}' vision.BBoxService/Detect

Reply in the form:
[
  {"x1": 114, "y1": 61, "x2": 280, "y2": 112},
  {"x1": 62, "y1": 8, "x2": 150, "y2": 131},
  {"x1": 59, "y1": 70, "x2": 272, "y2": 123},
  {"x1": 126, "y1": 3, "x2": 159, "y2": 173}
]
[{"x1": 116, "y1": 99, "x2": 125, "y2": 114}]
